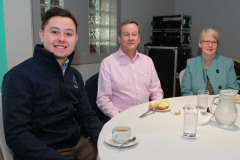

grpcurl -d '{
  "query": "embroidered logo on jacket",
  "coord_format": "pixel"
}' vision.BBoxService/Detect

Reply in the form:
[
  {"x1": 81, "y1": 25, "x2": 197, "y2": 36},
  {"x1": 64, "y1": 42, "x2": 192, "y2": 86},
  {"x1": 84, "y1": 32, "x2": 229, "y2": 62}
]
[{"x1": 73, "y1": 76, "x2": 79, "y2": 88}]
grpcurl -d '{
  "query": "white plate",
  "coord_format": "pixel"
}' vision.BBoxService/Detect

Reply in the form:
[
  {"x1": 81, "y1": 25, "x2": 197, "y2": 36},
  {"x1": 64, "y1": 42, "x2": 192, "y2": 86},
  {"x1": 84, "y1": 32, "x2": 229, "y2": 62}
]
[
  {"x1": 104, "y1": 134, "x2": 138, "y2": 147},
  {"x1": 153, "y1": 107, "x2": 171, "y2": 112}
]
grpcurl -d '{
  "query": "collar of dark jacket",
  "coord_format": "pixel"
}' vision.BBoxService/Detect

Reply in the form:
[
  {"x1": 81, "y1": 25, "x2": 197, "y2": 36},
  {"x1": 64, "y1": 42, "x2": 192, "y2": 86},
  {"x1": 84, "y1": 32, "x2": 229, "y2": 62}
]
[{"x1": 34, "y1": 44, "x2": 75, "y2": 67}]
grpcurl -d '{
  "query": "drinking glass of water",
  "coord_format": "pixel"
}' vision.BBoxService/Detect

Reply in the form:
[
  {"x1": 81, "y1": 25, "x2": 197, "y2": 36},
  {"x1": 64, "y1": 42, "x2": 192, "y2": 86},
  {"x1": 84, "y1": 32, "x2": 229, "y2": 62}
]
[
  {"x1": 197, "y1": 89, "x2": 209, "y2": 114},
  {"x1": 183, "y1": 104, "x2": 198, "y2": 138}
]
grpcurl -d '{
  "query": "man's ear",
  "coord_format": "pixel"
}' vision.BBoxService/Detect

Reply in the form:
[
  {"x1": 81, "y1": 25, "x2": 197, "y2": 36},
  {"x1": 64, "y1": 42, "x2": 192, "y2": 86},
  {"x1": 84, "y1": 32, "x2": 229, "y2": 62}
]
[
  {"x1": 117, "y1": 35, "x2": 121, "y2": 44},
  {"x1": 39, "y1": 30, "x2": 44, "y2": 43}
]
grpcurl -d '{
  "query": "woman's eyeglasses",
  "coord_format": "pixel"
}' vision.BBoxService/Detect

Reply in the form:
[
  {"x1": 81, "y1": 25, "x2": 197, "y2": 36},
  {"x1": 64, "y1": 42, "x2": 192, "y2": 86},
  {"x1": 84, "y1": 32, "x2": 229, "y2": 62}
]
[{"x1": 202, "y1": 40, "x2": 218, "y2": 46}]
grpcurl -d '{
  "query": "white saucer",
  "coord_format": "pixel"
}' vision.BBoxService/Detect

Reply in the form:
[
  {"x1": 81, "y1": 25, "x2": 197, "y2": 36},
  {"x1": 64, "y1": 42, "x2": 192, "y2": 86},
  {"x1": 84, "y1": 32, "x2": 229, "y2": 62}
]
[{"x1": 104, "y1": 134, "x2": 138, "y2": 147}]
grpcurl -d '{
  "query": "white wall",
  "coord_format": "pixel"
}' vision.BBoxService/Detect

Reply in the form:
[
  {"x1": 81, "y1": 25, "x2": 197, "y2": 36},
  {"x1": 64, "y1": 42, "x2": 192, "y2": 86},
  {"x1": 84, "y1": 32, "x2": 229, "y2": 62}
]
[
  {"x1": 3, "y1": 0, "x2": 175, "y2": 82},
  {"x1": 175, "y1": 0, "x2": 240, "y2": 60},
  {"x1": 3, "y1": 0, "x2": 33, "y2": 70}
]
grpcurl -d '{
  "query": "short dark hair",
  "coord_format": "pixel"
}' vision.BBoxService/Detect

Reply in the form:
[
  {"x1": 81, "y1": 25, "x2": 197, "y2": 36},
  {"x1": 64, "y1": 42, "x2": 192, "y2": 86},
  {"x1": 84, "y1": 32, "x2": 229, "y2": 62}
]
[
  {"x1": 41, "y1": 7, "x2": 78, "y2": 32},
  {"x1": 118, "y1": 19, "x2": 139, "y2": 35}
]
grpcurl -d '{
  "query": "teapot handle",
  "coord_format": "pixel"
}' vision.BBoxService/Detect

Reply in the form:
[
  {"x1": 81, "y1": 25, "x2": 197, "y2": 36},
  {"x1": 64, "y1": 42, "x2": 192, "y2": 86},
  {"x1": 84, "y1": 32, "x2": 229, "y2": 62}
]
[{"x1": 209, "y1": 96, "x2": 220, "y2": 114}]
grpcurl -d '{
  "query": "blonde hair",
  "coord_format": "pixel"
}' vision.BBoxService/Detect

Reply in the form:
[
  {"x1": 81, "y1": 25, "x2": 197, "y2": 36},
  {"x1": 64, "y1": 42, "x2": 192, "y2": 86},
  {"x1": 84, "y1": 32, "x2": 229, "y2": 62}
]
[{"x1": 199, "y1": 28, "x2": 220, "y2": 45}]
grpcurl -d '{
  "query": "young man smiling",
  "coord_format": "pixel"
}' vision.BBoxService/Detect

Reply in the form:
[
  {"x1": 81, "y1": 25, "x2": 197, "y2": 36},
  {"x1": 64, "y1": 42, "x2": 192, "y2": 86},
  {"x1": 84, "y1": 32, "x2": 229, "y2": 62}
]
[{"x1": 1, "y1": 7, "x2": 102, "y2": 160}]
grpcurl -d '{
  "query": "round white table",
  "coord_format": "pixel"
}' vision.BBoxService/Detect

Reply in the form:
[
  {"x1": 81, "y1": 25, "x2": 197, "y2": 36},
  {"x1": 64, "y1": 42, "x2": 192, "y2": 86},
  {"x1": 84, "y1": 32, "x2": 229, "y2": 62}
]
[{"x1": 98, "y1": 95, "x2": 240, "y2": 160}]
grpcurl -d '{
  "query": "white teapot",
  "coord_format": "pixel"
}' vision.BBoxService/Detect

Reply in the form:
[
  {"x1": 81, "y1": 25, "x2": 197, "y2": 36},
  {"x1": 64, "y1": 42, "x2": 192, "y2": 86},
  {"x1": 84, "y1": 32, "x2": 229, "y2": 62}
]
[{"x1": 211, "y1": 89, "x2": 238, "y2": 128}]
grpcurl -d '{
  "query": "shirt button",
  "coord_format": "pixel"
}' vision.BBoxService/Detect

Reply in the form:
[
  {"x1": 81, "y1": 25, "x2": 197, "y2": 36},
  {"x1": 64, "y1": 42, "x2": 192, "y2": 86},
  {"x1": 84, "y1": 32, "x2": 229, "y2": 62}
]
[{"x1": 218, "y1": 85, "x2": 222, "y2": 89}]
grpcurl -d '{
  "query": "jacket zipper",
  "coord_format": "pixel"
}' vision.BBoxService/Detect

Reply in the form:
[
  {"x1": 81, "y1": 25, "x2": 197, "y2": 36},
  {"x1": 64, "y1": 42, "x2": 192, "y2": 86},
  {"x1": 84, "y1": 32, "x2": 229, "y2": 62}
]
[{"x1": 60, "y1": 82, "x2": 64, "y2": 103}]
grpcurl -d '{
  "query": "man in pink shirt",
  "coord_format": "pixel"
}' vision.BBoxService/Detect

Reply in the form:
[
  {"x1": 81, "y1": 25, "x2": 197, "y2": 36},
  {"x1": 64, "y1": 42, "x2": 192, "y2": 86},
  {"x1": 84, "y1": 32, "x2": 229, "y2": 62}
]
[{"x1": 96, "y1": 20, "x2": 164, "y2": 118}]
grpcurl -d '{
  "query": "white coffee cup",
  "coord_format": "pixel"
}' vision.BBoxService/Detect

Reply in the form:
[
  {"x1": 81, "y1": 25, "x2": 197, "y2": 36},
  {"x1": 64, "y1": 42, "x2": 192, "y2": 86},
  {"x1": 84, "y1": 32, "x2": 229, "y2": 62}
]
[{"x1": 112, "y1": 126, "x2": 131, "y2": 144}]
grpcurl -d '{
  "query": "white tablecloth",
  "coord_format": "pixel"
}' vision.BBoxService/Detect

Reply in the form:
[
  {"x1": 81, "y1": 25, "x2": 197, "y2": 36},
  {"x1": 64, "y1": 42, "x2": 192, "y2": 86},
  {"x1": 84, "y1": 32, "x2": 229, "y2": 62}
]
[{"x1": 98, "y1": 95, "x2": 240, "y2": 160}]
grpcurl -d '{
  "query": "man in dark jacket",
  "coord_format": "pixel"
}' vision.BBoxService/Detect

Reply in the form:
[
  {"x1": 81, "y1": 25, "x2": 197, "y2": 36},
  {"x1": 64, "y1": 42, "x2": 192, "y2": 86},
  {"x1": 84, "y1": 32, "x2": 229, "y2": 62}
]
[{"x1": 1, "y1": 7, "x2": 102, "y2": 160}]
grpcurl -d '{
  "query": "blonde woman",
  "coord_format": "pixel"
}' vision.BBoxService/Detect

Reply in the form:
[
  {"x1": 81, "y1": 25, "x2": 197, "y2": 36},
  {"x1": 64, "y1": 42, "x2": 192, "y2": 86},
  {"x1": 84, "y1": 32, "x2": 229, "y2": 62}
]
[{"x1": 181, "y1": 28, "x2": 239, "y2": 95}]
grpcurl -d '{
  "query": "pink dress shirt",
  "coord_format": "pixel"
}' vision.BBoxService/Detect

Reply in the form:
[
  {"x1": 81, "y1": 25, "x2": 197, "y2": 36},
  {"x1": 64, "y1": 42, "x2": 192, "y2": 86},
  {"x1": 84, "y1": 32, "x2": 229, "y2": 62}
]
[{"x1": 97, "y1": 48, "x2": 164, "y2": 118}]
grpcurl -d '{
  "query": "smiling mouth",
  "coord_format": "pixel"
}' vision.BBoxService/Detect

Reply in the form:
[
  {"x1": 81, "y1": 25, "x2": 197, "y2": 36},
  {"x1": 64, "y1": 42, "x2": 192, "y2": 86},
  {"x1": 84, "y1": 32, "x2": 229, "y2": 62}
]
[
  {"x1": 55, "y1": 45, "x2": 66, "y2": 49},
  {"x1": 206, "y1": 48, "x2": 214, "y2": 50}
]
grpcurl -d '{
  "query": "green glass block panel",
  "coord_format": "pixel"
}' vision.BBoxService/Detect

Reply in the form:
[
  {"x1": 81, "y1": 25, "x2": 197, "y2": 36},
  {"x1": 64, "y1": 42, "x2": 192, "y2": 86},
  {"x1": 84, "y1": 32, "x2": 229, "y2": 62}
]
[
  {"x1": 88, "y1": 0, "x2": 110, "y2": 54},
  {"x1": 40, "y1": 0, "x2": 49, "y2": 5},
  {"x1": 40, "y1": 6, "x2": 49, "y2": 19}
]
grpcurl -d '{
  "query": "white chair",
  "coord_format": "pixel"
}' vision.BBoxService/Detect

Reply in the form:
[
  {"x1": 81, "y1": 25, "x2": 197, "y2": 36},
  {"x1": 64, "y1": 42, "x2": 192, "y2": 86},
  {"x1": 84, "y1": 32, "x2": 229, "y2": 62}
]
[
  {"x1": 0, "y1": 93, "x2": 14, "y2": 160},
  {"x1": 179, "y1": 69, "x2": 185, "y2": 88}
]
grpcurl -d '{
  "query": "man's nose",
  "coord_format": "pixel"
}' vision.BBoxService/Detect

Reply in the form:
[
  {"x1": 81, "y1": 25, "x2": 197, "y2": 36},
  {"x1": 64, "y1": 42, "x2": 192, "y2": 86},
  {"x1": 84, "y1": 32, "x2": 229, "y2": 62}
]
[
  {"x1": 58, "y1": 33, "x2": 65, "y2": 42},
  {"x1": 128, "y1": 35, "x2": 133, "y2": 40}
]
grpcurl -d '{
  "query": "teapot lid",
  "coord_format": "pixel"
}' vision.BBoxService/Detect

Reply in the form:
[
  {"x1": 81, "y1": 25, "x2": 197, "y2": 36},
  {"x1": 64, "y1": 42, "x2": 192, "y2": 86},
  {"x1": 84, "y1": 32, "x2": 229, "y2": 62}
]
[{"x1": 220, "y1": 89, "x2": 238, "y2": 96}]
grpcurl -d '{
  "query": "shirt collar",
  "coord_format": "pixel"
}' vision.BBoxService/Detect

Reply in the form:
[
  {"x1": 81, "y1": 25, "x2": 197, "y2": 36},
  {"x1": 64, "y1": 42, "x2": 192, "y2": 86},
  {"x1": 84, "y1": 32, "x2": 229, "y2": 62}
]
[
  {"x1": 62, "y1": 58, "x2": 69, "y2": 76},
  {"x1": 117, "y1": 48, "x2": 140, "y2": 61}
]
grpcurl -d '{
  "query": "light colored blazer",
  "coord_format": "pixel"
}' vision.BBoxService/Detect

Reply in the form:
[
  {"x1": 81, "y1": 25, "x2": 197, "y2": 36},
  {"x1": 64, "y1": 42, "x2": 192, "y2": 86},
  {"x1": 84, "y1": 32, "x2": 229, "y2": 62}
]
[{"x1": 181, "y1": 54, "x2": 239, "y2": 96}]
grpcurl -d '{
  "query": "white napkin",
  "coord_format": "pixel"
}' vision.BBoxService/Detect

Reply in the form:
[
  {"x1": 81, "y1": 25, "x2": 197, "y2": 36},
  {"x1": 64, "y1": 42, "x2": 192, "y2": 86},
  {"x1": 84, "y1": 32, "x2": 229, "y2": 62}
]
[{"x1": 197, "y1": 111, "x2": 213, "y2": 126}]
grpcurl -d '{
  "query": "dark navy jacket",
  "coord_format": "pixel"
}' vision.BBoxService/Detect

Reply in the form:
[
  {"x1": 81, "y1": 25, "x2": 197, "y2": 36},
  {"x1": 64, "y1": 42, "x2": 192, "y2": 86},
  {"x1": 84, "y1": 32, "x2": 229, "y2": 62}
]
[{"x1": 1, "y1": 44, "x2": 102, "y2": 160}]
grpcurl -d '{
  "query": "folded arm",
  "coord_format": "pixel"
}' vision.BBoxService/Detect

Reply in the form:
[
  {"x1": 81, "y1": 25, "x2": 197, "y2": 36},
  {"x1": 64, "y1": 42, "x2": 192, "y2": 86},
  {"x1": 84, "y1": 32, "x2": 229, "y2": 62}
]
[{"x1": 96, "y1": 62, "x2": 120, "y2": 118}]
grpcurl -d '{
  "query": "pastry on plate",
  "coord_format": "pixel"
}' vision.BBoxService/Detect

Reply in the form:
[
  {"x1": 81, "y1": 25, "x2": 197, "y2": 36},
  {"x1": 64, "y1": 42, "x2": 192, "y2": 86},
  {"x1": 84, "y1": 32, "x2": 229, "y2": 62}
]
[
  {"x1": 148, "y1": 100, "x2": 170, "y2": 110},
  {"x1": 236, "y1": 95, "x2": 240, "y2": 102}
]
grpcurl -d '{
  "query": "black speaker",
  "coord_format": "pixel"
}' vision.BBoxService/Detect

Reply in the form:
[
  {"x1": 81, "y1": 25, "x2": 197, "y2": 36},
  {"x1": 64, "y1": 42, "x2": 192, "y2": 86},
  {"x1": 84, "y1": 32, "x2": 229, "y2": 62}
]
[{"x1": 145, "y1": 46, "x2": 191, "y2": 98}]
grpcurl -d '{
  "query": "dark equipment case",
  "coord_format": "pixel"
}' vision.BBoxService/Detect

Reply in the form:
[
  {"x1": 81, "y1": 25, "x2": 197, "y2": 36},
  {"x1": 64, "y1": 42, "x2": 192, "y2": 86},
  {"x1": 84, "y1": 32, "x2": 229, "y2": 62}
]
[
  {"x1": 151, "y1": 14, "x2": 192, "y2": 30},
  {"x1": 145, "y1": 45, "x2": 192, "y2": 98},
  {"x1": 151, "y1": 30, "x2": 191, "y2": 47}
]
